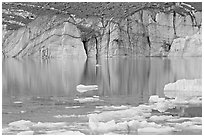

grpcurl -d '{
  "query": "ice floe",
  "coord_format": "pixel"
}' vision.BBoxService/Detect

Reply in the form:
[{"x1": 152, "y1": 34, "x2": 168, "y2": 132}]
[
  {"x1": 8, "y1": 120, "x2": 33, "y2": 130},
  {"x1": 45, "y1": 130, "x2": 85, "y2": 135},
  {"x1": 76, "y1": 84, "x2": 98, "y2": 93},
  {"x1": 149, "y1": 95, "x2": 165, "y2": 103},
  {"x1": 74, "y1": 97, "x2": 103, "y2": 103},
  {"x1": 168, "y1": 121, "x2": 202, "y2": 131},
  {"x1": 54, "y1": 114, "x2": 87, "y2": 118},
  {"x1": 65, "y1": 106, "x2": 81, "y2": 109},
  {"x1": 164, "y1": 79, "x2": 202, "y2": 98},
  {"x1": 13, "y1": 101, "x2": 23, "y2": 104},
  {"x1": 164, "y1": 79, "x2": 201, "y2": 92},
  {"x1": 5, "y1": 120, "x2": 86, "y2": 135},
  {"x1": 149, "y1": 115, "x2": 175, "y2": 122},
  {"x1": 17, "y1": 131, "x2": 34, "y2": 135},
  {"x1": 166, "y1": 117, "x2": 202, "y2": 124},
  {"x1": 88, "y1": 105, "x2": 156, "y2": 133},
  {"x1": 95, "y1": 105, "x2": 130, "y2": 111},
  {"x1": 32, "y1": 122, "x2": 67, "y2": 130},
  {"x1": 138, "y1": 126, "x2": 174, "y2": 134}
]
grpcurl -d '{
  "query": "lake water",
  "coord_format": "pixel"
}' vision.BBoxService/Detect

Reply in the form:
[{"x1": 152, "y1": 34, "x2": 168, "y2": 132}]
[{"x1": 2, "y1": 57, "x2": 202, "y2": 135}]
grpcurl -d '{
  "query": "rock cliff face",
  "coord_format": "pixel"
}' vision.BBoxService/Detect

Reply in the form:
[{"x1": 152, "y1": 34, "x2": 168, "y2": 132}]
[
  {"x1": 2, "y1": 7, "x2": 202, "y2": 58},
  {"x1": 2, "y1": 15, "x2": 86, "y2": 58}
]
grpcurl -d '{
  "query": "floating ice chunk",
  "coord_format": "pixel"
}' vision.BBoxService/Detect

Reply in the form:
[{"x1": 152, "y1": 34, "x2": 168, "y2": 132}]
[
  {"x1": 54, "y1": 114, "x2": 87, "y2": 118},
  {"x1": 32, "y1": 122, "x2": 67, "y2": 129},
  {"x1": 171, "y1": 121, "x2": 202, "y2": 131},
  {"x1": 104, "y1": 132, "x2": 120, "y2": 135},
  {"x1": 95, "y1": 105, "x2": 130, "y2": 111},
  {"x1": 137, "y1": 104, "x2": 153, "y2": 113},
  {"x1": 170, "y1": 97, "x2": 189, "y2": 105},
  {"x1": 149, "y1": 115, "x2": 174, "y2": 122},
  {"x1": 149, "y1": 95, "x2": 165, "y2": 103},
  {"x1": 188, "y1": 97, "x2": 202, "y2": 104},
  {"x1": 164, "y1": 79, "x2": 202, "y2": 98},
  {"x1": 13, "y1": 101, "x2": 23, "y2": 104},
  {"x1": 76, "y1": 84, "x2": 98, "y2": 93},
  {"x1": 89, "y1": 119, "x2": 117, "y2": 133},
  {"x1": 152, "y1": 100, "x2": 175, "y2": 112},
  {"x1": 166, "y1": 117, "x2": 202, "y2": 124},
  {"x1": 17, "y1": 131, "x2": 34, "y2": 135},
  {"x1": 138, "y1": 126, "x2": 174, "y2": 134},
  {"x1": 8, "y1": 120, "x2": 33, "y2": 130},
  {"x1": 65, "y1": 106, "x2": 81, "y2": 109},
  {"x1": 20, "y1": 111, "x2": 26, "y2": 113},
  {"x1": 164, "y1": 79, "x2": 202, "y2": 92},
  {"x1": 121, "y1": 115, "x2": 145, "y2": 122},
  {"x1": 46, "y1": 130, "x2": 85, "y2": 135},
  {"x1": 128, "y1": 120, "x2": 141, "y2": 130},
  {"x1": 189, "y1": 117, "x2": 202, "y2": 123},
  {"x1": 139, "y1": 120, "x2": 162, "y2": 128},
  {"x1": 74, "y1": 97, "x2": 102, "y2": 103}
]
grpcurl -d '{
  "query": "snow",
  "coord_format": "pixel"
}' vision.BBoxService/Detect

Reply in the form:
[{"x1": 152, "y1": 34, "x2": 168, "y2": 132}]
[{"x1": 76, "y1": 84, "x2": 98, "y2": 93}]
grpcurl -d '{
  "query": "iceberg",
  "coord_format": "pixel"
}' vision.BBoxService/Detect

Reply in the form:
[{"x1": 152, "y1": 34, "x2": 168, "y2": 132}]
[
  {"x1": 8, "y1": 120, "x2": 34, "y2": 130},
  {"x1": 164, "y1": 79, "x2": 202, "y2": 98},
  {"x1": 76, "y1": 84, "x2": 98, "y2": 93}
]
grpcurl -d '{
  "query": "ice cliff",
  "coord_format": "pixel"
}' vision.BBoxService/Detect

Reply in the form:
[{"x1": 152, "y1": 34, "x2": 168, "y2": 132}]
[{"x1": 2, "y1": 3, "x2": 202, "y2": 58}]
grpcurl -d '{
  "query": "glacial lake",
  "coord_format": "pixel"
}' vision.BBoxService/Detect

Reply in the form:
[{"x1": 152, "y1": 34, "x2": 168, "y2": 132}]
[{"x1": 2, "y1": 57, "x2": 202, "y2": 135}]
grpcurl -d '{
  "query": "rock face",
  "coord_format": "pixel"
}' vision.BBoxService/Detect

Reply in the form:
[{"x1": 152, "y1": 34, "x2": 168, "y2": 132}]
[
  {"x1": 2, "y1": 10, "x2": 202, "y2": 58},
  {"x1": 2, "y1": 15, "x2": 86, "y2": 58},
  {"x1": 168, "y1": 30, "x2": 202, "y2": 57}
]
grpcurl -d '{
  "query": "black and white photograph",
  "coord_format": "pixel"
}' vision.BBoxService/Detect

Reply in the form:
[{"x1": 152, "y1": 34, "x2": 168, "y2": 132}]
[{"x1": 2, "y1": 1, "x2": 202, "y2": 135}]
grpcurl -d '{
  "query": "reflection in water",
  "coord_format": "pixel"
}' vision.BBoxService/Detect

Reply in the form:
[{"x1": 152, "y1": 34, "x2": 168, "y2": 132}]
[{"x1": 2, "y1": 57, "x2": 202, "y2": 104}]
